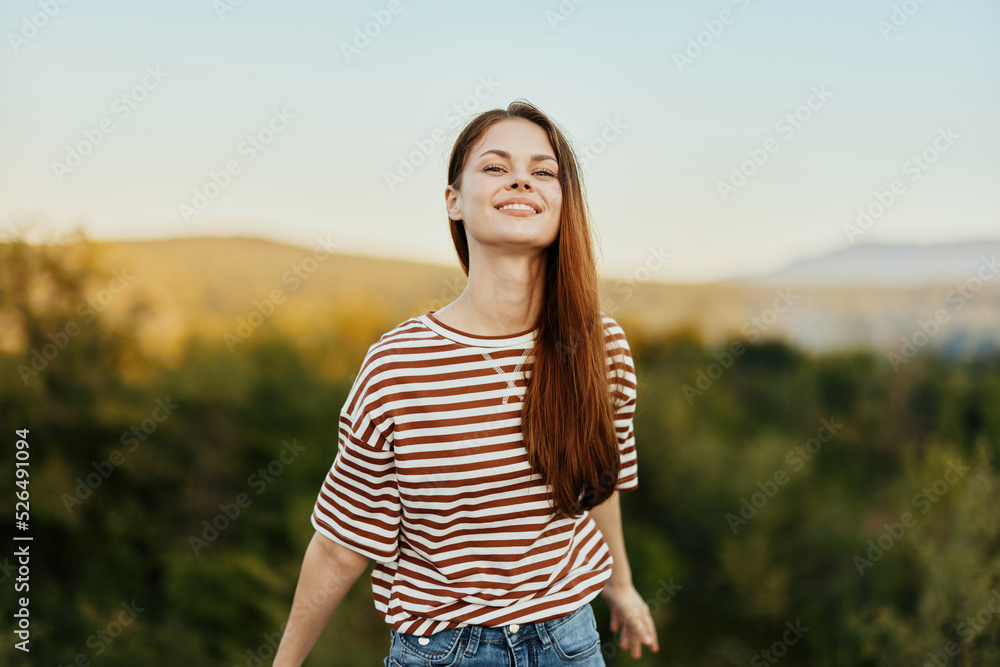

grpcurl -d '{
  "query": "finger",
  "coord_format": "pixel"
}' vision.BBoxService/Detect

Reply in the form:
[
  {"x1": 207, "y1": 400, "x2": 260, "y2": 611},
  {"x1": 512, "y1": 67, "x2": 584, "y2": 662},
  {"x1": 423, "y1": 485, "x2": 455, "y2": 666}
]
[
  {"x1": 644, "y1": 622, "x2": 659, "y2": 652},
  {"x1": 625, "y1": 617, "x2": 649, "y2": 657},
  {"x1": 640, "y1": 614, "x2": 657, "y2": 648},
  {"x1": 609, "y1": 608, "x2": 619, "y2": 633},
  {"x1": 630, "y1": 608, "x2": 654, "y2": 647},
  {"x1": 640, "y1": 616, "x2": 658, "y2": 653},
  {"x1": 625, "y1": 621, "x2": 642, "y2": 651}
]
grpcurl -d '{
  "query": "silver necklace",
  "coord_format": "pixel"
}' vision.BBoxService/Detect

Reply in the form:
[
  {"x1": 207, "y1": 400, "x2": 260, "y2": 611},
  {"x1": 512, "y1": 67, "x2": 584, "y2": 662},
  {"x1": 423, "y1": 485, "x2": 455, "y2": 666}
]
[{"x1": 481, "y1": 348, "x2": 529, "y2": 405}]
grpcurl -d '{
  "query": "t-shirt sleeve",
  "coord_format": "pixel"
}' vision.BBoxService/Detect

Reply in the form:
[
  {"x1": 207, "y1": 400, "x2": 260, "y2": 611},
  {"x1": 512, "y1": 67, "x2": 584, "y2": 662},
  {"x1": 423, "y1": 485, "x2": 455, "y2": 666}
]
[
  {"x1": 311, "y1": 343, "x2": 401, "y2": 563},
  {"x1": 607, "y1": 321, "x2": 639, "y2": 492}
]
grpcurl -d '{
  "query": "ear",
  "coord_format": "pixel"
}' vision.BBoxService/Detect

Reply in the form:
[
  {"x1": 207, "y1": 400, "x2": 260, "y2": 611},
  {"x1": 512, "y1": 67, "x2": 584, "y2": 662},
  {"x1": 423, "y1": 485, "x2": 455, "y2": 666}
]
[{"x1": 445, "y1": 185, "x2": 462, "y2": 221}]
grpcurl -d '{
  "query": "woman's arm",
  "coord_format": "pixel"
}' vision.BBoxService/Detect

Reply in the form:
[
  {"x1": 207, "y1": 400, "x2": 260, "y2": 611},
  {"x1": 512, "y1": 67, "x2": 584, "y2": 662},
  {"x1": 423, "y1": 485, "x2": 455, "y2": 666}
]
[
  {"x1": 588, "y1": 490, "x2": 633, "y2": 587},
  {"x1": 588, "y1": 490, "x2": 660, "y2": 659},
  {"x1": 272, "y1": 531, "x2": 371, "y2": 667}
]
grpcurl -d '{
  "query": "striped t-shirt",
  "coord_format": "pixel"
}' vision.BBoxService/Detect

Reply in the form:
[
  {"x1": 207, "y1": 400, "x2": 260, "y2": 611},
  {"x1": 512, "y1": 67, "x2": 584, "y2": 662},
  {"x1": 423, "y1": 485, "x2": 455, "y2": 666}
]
[{"x1": 310, "y1": 309, "x2": 638, "y2": 636}]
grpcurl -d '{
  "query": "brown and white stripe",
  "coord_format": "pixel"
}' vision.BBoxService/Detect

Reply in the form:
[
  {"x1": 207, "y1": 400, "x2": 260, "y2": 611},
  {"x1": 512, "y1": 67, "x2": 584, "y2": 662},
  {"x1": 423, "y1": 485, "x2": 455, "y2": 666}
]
[{"x1": 311, "y1": 309, "x2": 638, "y2": 635}]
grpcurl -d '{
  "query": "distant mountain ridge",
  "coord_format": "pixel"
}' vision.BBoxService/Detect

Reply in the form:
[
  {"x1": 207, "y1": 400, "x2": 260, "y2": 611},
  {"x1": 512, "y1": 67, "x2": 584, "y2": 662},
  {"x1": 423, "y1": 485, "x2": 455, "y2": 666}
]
[
  {"x1": 18, "y1": 236, "x2": 997, "y2": 367},
  {"x1": 733, "y1": 241, "x2": 1000, "y2": 288}
]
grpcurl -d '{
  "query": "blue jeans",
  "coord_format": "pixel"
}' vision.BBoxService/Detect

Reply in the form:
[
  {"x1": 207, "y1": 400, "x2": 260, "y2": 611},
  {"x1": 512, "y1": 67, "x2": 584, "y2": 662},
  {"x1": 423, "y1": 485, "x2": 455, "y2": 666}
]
[{"x1": 383, "y1": 603, "x2": 606, "y2": 666}]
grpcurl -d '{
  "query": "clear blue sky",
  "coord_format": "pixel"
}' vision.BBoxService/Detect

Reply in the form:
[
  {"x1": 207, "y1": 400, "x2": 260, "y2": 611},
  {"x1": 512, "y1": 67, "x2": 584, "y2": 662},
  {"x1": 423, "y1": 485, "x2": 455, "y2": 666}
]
[{"x1": 1, "y1": 0, "x2": 997, "y2": 282}]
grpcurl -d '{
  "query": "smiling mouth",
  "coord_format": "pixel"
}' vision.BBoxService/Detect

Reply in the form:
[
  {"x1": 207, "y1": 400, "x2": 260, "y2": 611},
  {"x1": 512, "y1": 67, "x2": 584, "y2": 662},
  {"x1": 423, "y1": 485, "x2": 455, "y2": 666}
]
[{"x1": 495, "y1": 203, "x2": 540, "y2": 214}]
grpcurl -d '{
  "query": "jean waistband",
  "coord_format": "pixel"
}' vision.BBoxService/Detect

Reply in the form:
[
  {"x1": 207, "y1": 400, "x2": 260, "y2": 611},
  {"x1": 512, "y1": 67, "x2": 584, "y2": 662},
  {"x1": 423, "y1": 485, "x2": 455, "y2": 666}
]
[{"x1": 464, "y1": 619, "x2": 554, "y2": 653}]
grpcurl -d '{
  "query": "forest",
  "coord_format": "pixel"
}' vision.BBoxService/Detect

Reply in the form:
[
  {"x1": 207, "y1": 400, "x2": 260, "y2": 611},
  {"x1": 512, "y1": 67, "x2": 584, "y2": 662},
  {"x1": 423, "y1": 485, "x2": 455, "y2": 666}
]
[{"x1": 1, "y1": 236, "x2": 998, "y2": 667}]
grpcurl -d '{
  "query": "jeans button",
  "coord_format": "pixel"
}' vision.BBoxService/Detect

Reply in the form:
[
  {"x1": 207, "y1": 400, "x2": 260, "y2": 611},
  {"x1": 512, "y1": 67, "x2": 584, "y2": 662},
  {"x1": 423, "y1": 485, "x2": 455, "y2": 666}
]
[
  {"x1": 418, "y1": 637, "x2": 430, "y2": 646},
  {"x1": 509, "y1": 624, "x2": 520, "y2": 633}
]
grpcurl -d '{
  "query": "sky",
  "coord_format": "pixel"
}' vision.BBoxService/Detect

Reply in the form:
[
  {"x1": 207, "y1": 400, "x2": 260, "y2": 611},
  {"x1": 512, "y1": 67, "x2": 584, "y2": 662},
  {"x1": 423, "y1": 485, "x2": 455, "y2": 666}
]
[{"x1": 1, "y1": 0, "x2": 997, "y2": 282}]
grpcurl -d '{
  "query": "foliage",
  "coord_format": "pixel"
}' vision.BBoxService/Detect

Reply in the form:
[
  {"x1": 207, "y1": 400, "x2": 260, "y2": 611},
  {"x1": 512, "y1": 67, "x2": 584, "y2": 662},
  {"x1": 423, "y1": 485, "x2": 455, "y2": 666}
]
[{"x1": 0, "y1": 238, "x2": 997, "y2": 666}]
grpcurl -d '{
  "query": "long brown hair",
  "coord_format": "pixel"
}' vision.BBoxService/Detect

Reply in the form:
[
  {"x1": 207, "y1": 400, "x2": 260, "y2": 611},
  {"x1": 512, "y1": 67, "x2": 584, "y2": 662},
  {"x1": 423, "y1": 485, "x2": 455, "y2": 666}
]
[{"x1": 446, "y1": 99, "x2": 626, "y2": 519}]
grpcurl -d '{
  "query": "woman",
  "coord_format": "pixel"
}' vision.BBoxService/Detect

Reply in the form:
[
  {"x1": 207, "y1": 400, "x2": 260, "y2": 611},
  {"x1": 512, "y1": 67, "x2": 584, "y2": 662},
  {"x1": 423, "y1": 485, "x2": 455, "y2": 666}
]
[{"x1": 273, "y1": 99, "x2": 658, "y2": 666}]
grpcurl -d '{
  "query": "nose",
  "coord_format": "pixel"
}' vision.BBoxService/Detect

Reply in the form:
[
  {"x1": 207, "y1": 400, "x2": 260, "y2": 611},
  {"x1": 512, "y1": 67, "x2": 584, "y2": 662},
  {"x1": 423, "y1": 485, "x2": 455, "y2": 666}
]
[{"x1": 508, "y1": 177, "x2": 531, "y2": 190}]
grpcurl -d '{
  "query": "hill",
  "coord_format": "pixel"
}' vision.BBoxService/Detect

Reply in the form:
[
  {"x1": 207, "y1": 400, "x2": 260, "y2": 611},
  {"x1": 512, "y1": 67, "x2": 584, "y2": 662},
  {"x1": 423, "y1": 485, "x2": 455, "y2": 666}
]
[
  {"x1": 735, "y1": 240, "x2": 1000, "y2": 288},
  {"x1": 26, "y1": 236, "x2": 1000, "y2": 366}
]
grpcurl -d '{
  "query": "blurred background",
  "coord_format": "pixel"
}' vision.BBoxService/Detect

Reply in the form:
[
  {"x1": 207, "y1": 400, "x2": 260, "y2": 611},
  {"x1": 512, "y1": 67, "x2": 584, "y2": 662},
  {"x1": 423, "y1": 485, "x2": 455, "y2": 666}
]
[{"x1": 1, "y1": 1, "x2": 999, "y2": 665}]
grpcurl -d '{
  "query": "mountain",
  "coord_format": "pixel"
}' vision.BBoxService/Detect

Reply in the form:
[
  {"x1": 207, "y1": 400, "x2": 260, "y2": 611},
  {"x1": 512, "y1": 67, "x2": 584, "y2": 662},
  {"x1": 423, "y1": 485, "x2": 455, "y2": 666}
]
[
  {"x1": 18, "y1": 237, "x2": 1000, "y2": 367},
  {"x1": 734, "y1": 241, "x2": 1000, "y2": 288}
]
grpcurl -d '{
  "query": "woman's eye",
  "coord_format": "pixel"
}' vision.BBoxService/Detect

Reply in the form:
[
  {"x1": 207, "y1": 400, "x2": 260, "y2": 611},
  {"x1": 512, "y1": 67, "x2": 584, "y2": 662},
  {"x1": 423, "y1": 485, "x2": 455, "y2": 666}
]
[{"x1": 483, "y1": 165, "x2": 556, "y2": 177}]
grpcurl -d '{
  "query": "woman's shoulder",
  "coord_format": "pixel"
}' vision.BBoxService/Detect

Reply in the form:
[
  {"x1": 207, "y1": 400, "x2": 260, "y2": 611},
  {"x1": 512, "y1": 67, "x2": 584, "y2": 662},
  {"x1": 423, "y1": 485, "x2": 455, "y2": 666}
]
[
  {"x1": 374, "y1": 313, "x2": 426, "y2": 344},
  {"x1": 347, "y1": 316, "x2": 432, "y2": 401},
  {"x1": 360, "y1": 311, "x2": 446, "y2": 366},
  {"x1": 358, "y1": 315, "x2": 420, "y2": 360}
]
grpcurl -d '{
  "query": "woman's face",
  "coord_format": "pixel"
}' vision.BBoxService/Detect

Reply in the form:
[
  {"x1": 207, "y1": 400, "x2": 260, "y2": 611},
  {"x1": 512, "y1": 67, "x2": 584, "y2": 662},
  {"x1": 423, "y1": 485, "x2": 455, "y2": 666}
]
[{"x1": 446, "y1": 118, "x2": 562, "y2": 257}]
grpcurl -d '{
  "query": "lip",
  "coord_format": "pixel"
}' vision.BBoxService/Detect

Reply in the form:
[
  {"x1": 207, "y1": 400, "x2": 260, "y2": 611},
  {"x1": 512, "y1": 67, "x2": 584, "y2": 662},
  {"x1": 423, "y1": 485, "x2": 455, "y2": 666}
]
[{"x1": 494, "y1": 198, "x2": 541, "y2": 215}]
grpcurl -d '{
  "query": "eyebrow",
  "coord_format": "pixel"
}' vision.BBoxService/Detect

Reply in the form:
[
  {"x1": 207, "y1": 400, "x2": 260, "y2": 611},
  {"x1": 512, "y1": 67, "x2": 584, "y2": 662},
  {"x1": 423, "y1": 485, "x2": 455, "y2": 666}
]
[{"x1": 477, "y1": 149, "x2": 557, "y2": 164}]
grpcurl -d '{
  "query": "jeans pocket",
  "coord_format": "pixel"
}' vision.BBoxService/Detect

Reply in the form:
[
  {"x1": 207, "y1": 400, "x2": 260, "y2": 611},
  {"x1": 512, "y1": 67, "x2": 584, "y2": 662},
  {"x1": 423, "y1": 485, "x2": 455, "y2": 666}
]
[
  {"x1": 391, "y1": 625, "x2": 467, "y2": 667},
  {"x1": 545, "y1": 604, "x2": 601, "y2": 661}
]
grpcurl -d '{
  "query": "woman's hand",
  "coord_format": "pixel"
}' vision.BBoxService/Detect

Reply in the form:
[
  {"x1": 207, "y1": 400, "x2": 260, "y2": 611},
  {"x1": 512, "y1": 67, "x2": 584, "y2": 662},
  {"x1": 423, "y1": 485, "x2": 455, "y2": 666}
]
[{"x1": 600, "y1": 579, "x2": 659, "y2": 659}]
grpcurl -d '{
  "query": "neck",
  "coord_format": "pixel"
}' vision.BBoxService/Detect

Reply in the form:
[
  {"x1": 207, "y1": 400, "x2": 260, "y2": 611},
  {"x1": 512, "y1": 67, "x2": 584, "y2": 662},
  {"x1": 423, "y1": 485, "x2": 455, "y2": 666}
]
[{"x1": 448, "y1": 248, "x2": 547, "y2": 336}]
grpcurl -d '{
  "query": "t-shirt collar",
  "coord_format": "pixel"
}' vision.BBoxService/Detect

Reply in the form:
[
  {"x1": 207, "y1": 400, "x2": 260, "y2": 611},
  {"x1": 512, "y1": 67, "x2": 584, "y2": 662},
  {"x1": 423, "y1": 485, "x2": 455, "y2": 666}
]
[{"x1": 419, "y1": 310, "x2": 538, "y2": 348}]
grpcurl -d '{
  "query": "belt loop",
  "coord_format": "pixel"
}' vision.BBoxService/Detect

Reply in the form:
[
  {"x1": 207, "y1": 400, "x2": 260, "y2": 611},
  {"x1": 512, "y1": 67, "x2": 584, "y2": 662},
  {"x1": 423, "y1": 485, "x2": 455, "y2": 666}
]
[
  {"x1": 465, "y1": 624, "x2": 481, "y2": 657},
  {"x1": 535, "y1": 619, "x2": 552, "y2": 649}
]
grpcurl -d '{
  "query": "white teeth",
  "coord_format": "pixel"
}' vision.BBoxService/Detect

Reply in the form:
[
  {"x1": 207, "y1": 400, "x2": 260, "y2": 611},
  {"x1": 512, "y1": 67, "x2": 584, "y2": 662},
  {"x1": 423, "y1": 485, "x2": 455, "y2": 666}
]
[{"x1": 498, "y1": 203, "x2": 537, "y2": 213}]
